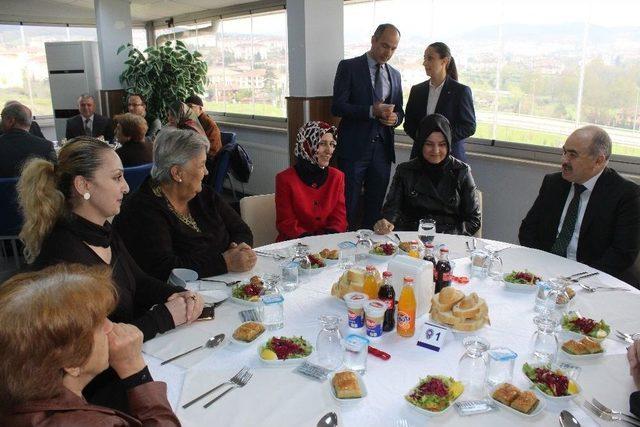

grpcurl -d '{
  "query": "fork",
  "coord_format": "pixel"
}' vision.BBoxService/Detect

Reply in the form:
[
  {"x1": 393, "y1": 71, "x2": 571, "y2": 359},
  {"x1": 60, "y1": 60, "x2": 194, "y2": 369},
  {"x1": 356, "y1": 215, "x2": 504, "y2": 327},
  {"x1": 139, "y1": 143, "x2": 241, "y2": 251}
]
[
  {"x1": 203, "y1": 370, "x2": 253, "y2": 408},
  {"x1": 592, "y1": 398, "x2": 640, "y2": 424},
  {"x1": 616, "y1": 330, "x2": 640, "y2": 343},
  {"x1": 200, "y1": 278, "x2": 242, "y2": 287},
  {"x1": 182, "y1": 366, "x2": 249, "y2": 409},
  {"x1": 395, "y1": 419, "x2": 409, "y2": 427},
  {"x1": 254, "y1": 250, "x2": 286, "y2": 260},
  {"x1": 584, "y1": 400, "x2": 640, "y2": 426},
  {"x1": 579, "y1": 281, "x2": 630, "y2": 293},
  {"x1": 565, "y1": 272, "x2": 599, "y2": 282}
]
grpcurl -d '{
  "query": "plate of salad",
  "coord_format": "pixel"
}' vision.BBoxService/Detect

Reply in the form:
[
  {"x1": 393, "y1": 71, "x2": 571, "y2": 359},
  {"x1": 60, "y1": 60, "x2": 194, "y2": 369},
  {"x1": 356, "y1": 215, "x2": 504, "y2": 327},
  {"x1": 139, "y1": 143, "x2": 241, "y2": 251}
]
[
  {"x1": 258, "y1": 336, "x2": 313, "y2": 365},
  {"x1": 368, "y1": 243, "x2": 398, "y2": 261},
  {"x1": 522, "y1": 363, "x2": 581, "y2": 400},
  {"x1": 502, "y1": 270, "x2": 542, "y2": 292},
  {"x1": 299, "y1": 254, "x2": 328, "y2": 274},
  {"x1": 230, "y1": 276, "x2": 265, "y2": 306},
  {"x1": 405, "y1": 375, "x2": 464, "y2": 415},
  {"x1": 561, "y1": 312, "x2": 610, "y2": 342}
]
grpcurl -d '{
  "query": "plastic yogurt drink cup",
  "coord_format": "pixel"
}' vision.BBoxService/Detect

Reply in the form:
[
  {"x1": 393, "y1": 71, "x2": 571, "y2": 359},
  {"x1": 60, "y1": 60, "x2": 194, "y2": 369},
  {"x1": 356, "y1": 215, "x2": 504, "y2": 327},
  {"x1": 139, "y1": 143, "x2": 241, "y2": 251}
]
[
  {"x1": 344, "y1": 292, "x2": 369, "y2": 328},
  {"x1": 364, "y1": 299, "x2": 387, "y2": 337}
]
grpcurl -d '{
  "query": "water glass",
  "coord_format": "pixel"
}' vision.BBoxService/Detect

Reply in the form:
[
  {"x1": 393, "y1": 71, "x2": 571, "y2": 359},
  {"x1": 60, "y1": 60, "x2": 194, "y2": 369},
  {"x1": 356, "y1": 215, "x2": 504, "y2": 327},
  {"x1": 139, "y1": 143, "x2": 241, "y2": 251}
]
[
  {"x1": 418, "y1": 218, "x2": 436, "y2": 245},
  {"x1": 354, "y1": 230, "x2": 373, "y2": 266},
  {"x1": 280, "y1": 261, "x2": 299, "y2": 292},
  {"x1": 261, "y1": 293, "x2": 284, "y2": 330},
  {"x1": 530, "y1": 315, "x2": 558, "y2": 364},
  {"x1": 483, "y1": 251, "x2": 503, "y2": 279},
  {"x1": 343, "y1": 334, "x2": 369, "y2": 374},
  {"x1": 486, "y1": 347, "x2": 517, "y2": 386},
  {"x1": 262, "y1": 273, "x2": 281, "y2": 293},
  {"x1": 338, "y1": 241, "x2": 357, "y2": 270},
  {"x1": 316, "y1": 315, "x2": 343, "y2": 370},
  {"x1": 470, "y1": 249, "x2": 488, "y2": 278},
  {"x1": 457, "y1": 336, "x2": 490, "y2": 399},
  {"x1": 539, "y1": 278, "x2": 571, "y2": 323}
]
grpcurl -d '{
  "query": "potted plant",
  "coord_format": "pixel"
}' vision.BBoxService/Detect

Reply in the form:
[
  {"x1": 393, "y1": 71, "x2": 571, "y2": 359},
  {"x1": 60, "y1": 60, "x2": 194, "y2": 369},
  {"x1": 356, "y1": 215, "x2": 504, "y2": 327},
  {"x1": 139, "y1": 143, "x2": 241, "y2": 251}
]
[{"x1": 118, "y1": 40, "x2": 208, "y2": 123}]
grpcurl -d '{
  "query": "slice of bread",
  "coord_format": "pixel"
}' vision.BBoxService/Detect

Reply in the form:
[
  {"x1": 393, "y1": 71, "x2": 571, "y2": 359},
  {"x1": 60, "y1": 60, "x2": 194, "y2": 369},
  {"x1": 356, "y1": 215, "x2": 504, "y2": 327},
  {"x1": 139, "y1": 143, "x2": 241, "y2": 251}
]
[
  {"x1": 434, "y1": 287, "x2": 465, "y2": 311},
  {"x1": 452, "y1": 293, "x2": 485, "y2": 319},
  {"x1": 492, "y1": 383, "x2": 520, "y2": 405}
]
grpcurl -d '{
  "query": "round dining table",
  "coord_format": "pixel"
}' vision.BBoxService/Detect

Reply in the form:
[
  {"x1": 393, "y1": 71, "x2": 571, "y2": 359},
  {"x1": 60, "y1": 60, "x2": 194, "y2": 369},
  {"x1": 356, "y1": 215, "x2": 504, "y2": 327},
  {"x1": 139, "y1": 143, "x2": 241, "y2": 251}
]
[{"x1": 142, "y1": 232, "x2": 640, "y2": 427}]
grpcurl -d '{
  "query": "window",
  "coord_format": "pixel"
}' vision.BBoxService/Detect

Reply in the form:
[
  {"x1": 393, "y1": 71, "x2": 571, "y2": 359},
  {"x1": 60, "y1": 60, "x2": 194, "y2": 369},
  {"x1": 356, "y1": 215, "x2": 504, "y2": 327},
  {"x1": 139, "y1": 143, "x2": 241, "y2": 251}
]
[
  {"x1": 0, "y1": 24, "x2": 97, "y2": 117},
  {"x1": 132, "y1": 27, "x2": 148, "y2": 51},
  {"x1": 344, "y1": 0, "x2": 640, "y2": 157},
  {"x1": 156, "y1": 10, "x2": 288, "y2": 118}
]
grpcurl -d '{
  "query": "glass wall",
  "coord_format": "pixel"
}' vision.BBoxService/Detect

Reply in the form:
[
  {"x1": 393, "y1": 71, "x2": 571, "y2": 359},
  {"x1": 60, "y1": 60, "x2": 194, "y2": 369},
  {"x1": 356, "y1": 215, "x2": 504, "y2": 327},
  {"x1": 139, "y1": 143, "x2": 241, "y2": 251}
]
[
  {"x1": 156, "y1": 10, "x2": 288, "y2": 118},
  {"x1": 344, "y1": 0, "x2": 640, "y2": 157}
]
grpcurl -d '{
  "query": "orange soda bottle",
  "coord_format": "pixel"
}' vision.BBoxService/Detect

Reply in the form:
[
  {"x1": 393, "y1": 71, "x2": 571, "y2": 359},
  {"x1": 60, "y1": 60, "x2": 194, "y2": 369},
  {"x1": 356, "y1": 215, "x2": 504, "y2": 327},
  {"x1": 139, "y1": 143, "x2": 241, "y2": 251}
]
[
  {"x1": 363, "y1": 265, "x2": 379, "y2": 299},
  {"x1": 397, "y1": 276, "x2": 416, "y2": 337}
]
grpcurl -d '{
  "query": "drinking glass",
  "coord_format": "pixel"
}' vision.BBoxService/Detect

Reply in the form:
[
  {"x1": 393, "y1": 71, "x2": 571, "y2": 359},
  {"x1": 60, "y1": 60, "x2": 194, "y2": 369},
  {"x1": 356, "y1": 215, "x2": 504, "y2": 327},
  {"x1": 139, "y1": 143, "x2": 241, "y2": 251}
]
[
  {"x1": 354, "y1": 230, "x2": 373, "y2": 266},
  {"x1": 316, "y1": 315, "x2": 343, "y2": 370},
  {"x1": 280, "y1": 261, "x2": 299, "y2": 292},
  {"x1": 530, "y1": 315, "x2": 558, "y2": 364},
  {"x1": 418, "y1": 218, "x2": 436, "y2": 246},
  {"x1": 262, "y1": 273, "x2": 281, "y2": 293},
  {"x1": 343, "y1": 334, "x2": 369, "y2": 374},
  {"x1": 542, "y1": 278, "x2": 571, "y2": 323},
  {"x1": 292, "y1": 243, "x2": 311, "y2": 269},
  {"x1": 483, "y1": 251, "x2": 503, "y2": 279},
  {"x1": 338, "y1": 241, "x2": 356, "y2": 270},
  {"x1": 457, "y1": 336, "x2": 490, "y2": 399}
]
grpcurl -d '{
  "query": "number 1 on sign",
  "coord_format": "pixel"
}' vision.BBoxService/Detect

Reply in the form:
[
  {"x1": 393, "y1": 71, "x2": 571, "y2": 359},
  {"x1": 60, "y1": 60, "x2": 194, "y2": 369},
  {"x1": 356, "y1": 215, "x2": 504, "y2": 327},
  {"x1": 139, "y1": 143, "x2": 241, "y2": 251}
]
[{"x1": 417, "y1": 322, "x2": 448, "y2": 352}]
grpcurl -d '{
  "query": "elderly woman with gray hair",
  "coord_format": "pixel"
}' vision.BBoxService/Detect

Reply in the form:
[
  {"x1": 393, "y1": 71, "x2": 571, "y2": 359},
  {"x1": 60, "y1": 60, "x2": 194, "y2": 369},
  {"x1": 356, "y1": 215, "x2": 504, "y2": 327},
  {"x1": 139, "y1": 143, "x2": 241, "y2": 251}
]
[{"x1": 115, "y1": 128, "x2": 256, "y2": 281}]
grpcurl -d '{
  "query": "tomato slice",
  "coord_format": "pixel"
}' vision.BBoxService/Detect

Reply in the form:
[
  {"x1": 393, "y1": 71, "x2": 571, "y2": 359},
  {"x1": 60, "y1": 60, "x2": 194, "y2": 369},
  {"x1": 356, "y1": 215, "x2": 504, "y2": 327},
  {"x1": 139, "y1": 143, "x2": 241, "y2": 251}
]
[{"x1": 453, "y1": 276, "x2": 469, "y2": 284}]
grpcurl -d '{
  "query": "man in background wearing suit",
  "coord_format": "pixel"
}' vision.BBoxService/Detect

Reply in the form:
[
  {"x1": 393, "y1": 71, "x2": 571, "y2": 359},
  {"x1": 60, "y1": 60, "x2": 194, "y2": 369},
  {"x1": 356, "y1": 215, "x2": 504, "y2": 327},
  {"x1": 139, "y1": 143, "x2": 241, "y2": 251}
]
[
  {"x1": 0, "y1": 102, "x2": 55, "y2": 177},
  {"x1": 519, "y1": 126, "x2": 640, "y2": 286},
  {"x1": 65, "y1": 93, "x2": 114, "y2": 141},
  {"x1": 332, "y1": 23, "x2": 405, "y2": 230}
]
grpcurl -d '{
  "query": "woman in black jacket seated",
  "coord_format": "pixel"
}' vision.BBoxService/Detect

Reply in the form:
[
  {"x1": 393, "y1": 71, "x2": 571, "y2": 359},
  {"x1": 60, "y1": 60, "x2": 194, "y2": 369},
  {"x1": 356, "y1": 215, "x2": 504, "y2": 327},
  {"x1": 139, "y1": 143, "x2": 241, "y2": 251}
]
[
  {"x1": 114, "y1": 129, "x2": 256, "y2": 281},
  {"x1": 17, "y1": 136, "x2": 204, "y2": 410},
  {"x1": 374, "y1": 114, "x2": 481, "y2": 236}
]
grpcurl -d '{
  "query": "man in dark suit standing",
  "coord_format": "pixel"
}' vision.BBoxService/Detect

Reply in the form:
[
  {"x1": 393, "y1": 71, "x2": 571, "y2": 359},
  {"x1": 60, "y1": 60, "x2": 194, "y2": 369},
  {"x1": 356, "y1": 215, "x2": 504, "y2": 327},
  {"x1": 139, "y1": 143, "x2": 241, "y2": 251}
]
[
  {"x1": 519, "y1": 126, "x2": 640, "y2": 286},
  {"x1": 65, "y1": 93, "x2": 114, "y2": 141},
  {"x1": 332, "y1": 23, "x2": 405, "y2": 230},
  {"x1": 0, "y1": 102, "x2": 56, "y2": 177}
]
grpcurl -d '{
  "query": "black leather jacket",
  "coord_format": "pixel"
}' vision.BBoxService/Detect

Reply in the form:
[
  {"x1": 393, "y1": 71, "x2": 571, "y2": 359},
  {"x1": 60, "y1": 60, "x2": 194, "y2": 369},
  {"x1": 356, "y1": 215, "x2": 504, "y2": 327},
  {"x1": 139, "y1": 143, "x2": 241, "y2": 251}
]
[{"x1": 381, "y1": 156, "x2": 481, "y2": 235}]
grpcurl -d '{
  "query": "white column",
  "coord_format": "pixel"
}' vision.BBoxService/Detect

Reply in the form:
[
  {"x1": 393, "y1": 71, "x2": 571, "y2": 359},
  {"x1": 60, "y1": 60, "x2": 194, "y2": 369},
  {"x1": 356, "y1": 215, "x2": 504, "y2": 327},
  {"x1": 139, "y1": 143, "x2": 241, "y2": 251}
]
[
  {"x1": 94, "y1": 0, "x2": 133, "y2": 89},
  {"x1": 286, "y1": 0, "x2": 344, "y2": 97}
]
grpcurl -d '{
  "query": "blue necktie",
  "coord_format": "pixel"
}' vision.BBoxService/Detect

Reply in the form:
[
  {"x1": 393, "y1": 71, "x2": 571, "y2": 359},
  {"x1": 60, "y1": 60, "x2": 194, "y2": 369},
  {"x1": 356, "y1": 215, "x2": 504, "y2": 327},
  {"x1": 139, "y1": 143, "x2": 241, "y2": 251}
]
[
  {"x1": 551, "y1": 183, "x2": 587, "y2": 257},
  {"x1": 374, "y1": 63, "x2": 383, "y2": 102}
]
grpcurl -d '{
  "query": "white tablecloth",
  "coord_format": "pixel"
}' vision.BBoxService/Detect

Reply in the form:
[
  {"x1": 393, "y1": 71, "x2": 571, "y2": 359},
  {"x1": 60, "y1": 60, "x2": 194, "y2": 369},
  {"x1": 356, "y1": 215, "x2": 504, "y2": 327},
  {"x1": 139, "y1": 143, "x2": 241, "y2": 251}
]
[{"x1": 143, "y1": 232, "x2": 639, "y2": 427}]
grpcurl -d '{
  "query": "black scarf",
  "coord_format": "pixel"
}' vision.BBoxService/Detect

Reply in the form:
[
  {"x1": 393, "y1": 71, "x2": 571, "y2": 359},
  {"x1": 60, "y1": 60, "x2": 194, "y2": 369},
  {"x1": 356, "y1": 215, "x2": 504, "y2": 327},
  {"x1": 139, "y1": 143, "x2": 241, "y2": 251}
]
[
  {"x1": 63, "y1": 213, "x2": 113, "y2": 248},
  {"x1": 294, "y1": 158, "x2": 329, "y2": 188},
  {"x1": 420, "y1": 155, "x2": 451, "y2": 187}
]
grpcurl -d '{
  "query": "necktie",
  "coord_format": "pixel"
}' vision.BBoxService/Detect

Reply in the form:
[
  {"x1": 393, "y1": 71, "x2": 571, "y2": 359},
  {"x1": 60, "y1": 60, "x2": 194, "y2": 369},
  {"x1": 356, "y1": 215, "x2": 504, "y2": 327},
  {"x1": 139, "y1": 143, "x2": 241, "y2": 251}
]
[
  {"x1": 551, "y1": 183, "x2": 587, "y2": 257},
  {"x1": 374, "y1": 63, "x2": 383, "y2": 102},
  {"x1": 84, "y1": 118, "x2": 91, "y2": 136}
]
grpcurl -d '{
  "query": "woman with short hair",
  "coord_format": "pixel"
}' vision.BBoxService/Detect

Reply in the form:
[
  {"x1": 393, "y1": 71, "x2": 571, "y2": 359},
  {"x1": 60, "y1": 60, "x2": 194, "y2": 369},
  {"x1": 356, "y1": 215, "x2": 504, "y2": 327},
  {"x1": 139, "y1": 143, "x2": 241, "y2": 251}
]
[
  {"x1": 18, "y1": 136, "x2": 203, "y2": 410},
  {"x1": 115, "y1": 129, "x2": 256, "y2": 281},
  {"x1": 375, "y1": 114, "x2": 481, "y2": 236},
  {"x1": 114, "y1": 113, "x2": 153, "y2": 167},
  {"x1": 0, "y1": 263, "x2": 180, "y2": 426}
]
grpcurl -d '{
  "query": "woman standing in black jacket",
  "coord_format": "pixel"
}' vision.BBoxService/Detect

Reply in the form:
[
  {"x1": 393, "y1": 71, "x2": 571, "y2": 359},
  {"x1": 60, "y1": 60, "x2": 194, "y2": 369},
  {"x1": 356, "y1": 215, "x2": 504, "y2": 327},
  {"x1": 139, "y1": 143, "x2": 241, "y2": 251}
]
[
  {"x1": 17, "y1": 136, "x2": 204, "y2": 410},
  {"x1": 374, "y1": 114, "x2": 481, "y2": 236},
  {"x1": 404, "y1": 42, "x2": 476, "y2": 162}
]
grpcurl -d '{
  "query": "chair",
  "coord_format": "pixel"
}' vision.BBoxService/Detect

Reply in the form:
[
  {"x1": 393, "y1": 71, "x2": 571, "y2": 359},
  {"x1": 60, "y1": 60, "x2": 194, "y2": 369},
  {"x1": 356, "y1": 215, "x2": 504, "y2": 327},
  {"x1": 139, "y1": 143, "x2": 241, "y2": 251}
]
[
  {"x1": 208, "y1": 132, "x2": 239, "y2": 199},
  {"x1": 239, "y1": 194, "x2": 277, "y2": 247},
  {"x1": 0, "y1": 177, "x2": 22, "y2": 268},
  {"x1": 123, "y1": 163, "x2": 153, "y2": 192},
  {"x1": 474, "y1": 189, "x2": 483, "y2": 238}
]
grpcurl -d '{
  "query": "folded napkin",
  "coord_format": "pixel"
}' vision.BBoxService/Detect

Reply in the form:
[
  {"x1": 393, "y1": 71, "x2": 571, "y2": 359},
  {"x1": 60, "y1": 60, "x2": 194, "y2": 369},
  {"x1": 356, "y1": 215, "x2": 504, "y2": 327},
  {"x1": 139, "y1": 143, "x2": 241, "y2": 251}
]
[{"x1": 177, "y1": 367, "x2": 340, "y2": 427}]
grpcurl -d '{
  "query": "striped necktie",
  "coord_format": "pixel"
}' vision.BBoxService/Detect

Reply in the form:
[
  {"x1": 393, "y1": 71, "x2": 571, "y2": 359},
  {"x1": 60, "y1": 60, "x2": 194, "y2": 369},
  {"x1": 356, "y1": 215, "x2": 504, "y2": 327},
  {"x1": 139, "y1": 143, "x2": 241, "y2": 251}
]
[
  {"x1": 550, "y1": 183, "x2": 587, "y2": 257},
  {"x1": 84, "y1": 118, "x2": 91, "y2": 136}
]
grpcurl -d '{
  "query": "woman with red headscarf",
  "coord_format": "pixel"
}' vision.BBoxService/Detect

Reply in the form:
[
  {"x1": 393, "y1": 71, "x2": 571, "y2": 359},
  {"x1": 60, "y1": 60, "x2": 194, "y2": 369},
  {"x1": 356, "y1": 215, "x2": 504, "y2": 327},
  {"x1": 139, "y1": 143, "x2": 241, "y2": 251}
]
[{"x1": 275, "y1": 121, "x2": 348, "y2": 241}]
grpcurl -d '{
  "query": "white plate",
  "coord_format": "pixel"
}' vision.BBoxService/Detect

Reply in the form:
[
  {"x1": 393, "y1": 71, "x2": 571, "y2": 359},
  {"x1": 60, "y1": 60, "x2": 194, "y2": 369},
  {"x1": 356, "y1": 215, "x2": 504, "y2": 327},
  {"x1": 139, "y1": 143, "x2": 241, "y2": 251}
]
[
  {"x1": 230, "y1": 296, "x2": 262, "y2": 307},
  {"x1": 300, "y1": 265, "x2": 328, "y2": 275},
  {"x1": 257, "y1": 339, "x2": 313, "y2": 365},
  {"x1": 560, "y1": 318, "x2": 610, "y2": 342},
  {"x1": 503, "y1": 280, "x2": 539, "y2": 292},
  {"x1": 522, "y1": 364, "x2": 581, "y2": 401},
  {"x1": 329, "y1": 371, "x2": 367, "y2": 405},
  {"x1": 558, "y1": 331, "x2": 606, "y2": 360},
  {"x1": 367, "y1": 250, "x2": 397, "y2": 262},
  {"x1": 490, "y1": 386, "x2": 545, "y2": 418},
  {"x1": 230, "y1": 322, "x2": 266, "y2": 347},
  {"x1": 404, "y1": 377, "x2": 462, "y2": 416},
  {"x1": 199, "y1": 289, "x2": 229, "y2": 305}
]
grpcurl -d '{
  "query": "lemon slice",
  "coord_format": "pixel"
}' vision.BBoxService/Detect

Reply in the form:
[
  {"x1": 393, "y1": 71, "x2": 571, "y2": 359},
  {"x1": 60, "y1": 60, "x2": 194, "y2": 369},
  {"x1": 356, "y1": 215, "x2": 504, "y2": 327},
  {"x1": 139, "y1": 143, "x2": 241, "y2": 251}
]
[
  {"x1": 261, "y1": 348, "x2": 278, "y2": 360},
  {"x1": 567, "y1": 380, "x2": 578, "y2": 395}
]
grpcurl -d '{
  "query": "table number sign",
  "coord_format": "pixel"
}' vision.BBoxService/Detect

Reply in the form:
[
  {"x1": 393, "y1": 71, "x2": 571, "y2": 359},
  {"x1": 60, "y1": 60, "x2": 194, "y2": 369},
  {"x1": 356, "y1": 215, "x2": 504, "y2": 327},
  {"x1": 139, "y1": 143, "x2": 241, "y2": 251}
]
[{"x1": 417, "y1": 321, "x2": 449, "y2": 352}]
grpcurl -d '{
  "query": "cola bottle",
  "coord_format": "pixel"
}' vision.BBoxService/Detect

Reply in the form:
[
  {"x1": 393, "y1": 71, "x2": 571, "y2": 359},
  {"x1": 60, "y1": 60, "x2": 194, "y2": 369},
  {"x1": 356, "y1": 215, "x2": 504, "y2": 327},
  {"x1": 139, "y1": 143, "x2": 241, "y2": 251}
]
[
  {"x1": 377, "y1": 271, "x2": 396, "y2": 332},
  {"x1": 435, "y1": 248, "x2": 452, "y2": 293}
]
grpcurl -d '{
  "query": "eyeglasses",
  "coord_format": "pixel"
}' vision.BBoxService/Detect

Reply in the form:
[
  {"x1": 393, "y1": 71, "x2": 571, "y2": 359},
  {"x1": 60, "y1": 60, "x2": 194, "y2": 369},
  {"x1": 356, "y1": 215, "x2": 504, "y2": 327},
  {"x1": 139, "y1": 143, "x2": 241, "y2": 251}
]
[{"x1": 128, "y1": 103, "x2": 144, "y2": 107}]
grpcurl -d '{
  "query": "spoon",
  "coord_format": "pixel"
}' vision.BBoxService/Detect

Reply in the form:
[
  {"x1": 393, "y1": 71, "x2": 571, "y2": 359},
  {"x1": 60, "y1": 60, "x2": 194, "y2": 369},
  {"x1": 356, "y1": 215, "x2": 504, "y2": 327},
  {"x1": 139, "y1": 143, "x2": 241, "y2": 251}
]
[
  {"x1": 559, "y1": 410, "x2": 581, "y2": 427},
  {"x1": 317, "y1": 412, "x2": 338, "y2": 427},
  {"x1": 161, "y1": 333, "x2": 225, "y2": 365}
]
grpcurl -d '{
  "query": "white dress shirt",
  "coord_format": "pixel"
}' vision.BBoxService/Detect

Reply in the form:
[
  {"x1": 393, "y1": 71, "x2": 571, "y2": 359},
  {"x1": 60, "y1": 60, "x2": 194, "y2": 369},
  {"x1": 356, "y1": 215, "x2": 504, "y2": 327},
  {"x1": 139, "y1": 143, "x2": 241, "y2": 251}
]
[
  {"x1": 426, "y1": 79, "x2": 445, "y2": 116},
  {"x1": 556, "y1": 169, "x2": 604, "y2": 260}
]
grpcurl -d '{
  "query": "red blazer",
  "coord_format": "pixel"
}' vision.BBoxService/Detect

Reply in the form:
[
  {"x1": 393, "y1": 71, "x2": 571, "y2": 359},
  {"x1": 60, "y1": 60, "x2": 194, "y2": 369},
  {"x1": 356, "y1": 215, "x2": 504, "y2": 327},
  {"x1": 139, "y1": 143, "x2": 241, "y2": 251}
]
[{"x1": 275, "y1": 166, "x2": 348, "y2": 241}]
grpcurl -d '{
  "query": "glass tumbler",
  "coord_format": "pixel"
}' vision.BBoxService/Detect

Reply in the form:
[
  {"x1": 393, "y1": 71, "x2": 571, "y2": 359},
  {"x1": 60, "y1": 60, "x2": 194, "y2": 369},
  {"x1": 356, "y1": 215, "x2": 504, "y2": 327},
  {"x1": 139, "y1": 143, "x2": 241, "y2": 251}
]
[
  {"x1": 457, "y1": 336, "x2": 490, "y2": 399},
  {"x1": 354, "y1": 230, "x2": 373, "y2": 266},
  {"x1": 483, "y1": 251, "x2": 503, "y2": 280},
  {"x1": 530, "y1": 315, "x2": 558, "y2": 364},
  {"x1": 418, "y1": 218, "x2": 436, "y2": 246},
  {"x1": 316, "y1": 315, "x2": 343, "y2": 370},
  {"x1": 544, "y1": 278, "x2": 571, "y2": 323}
]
